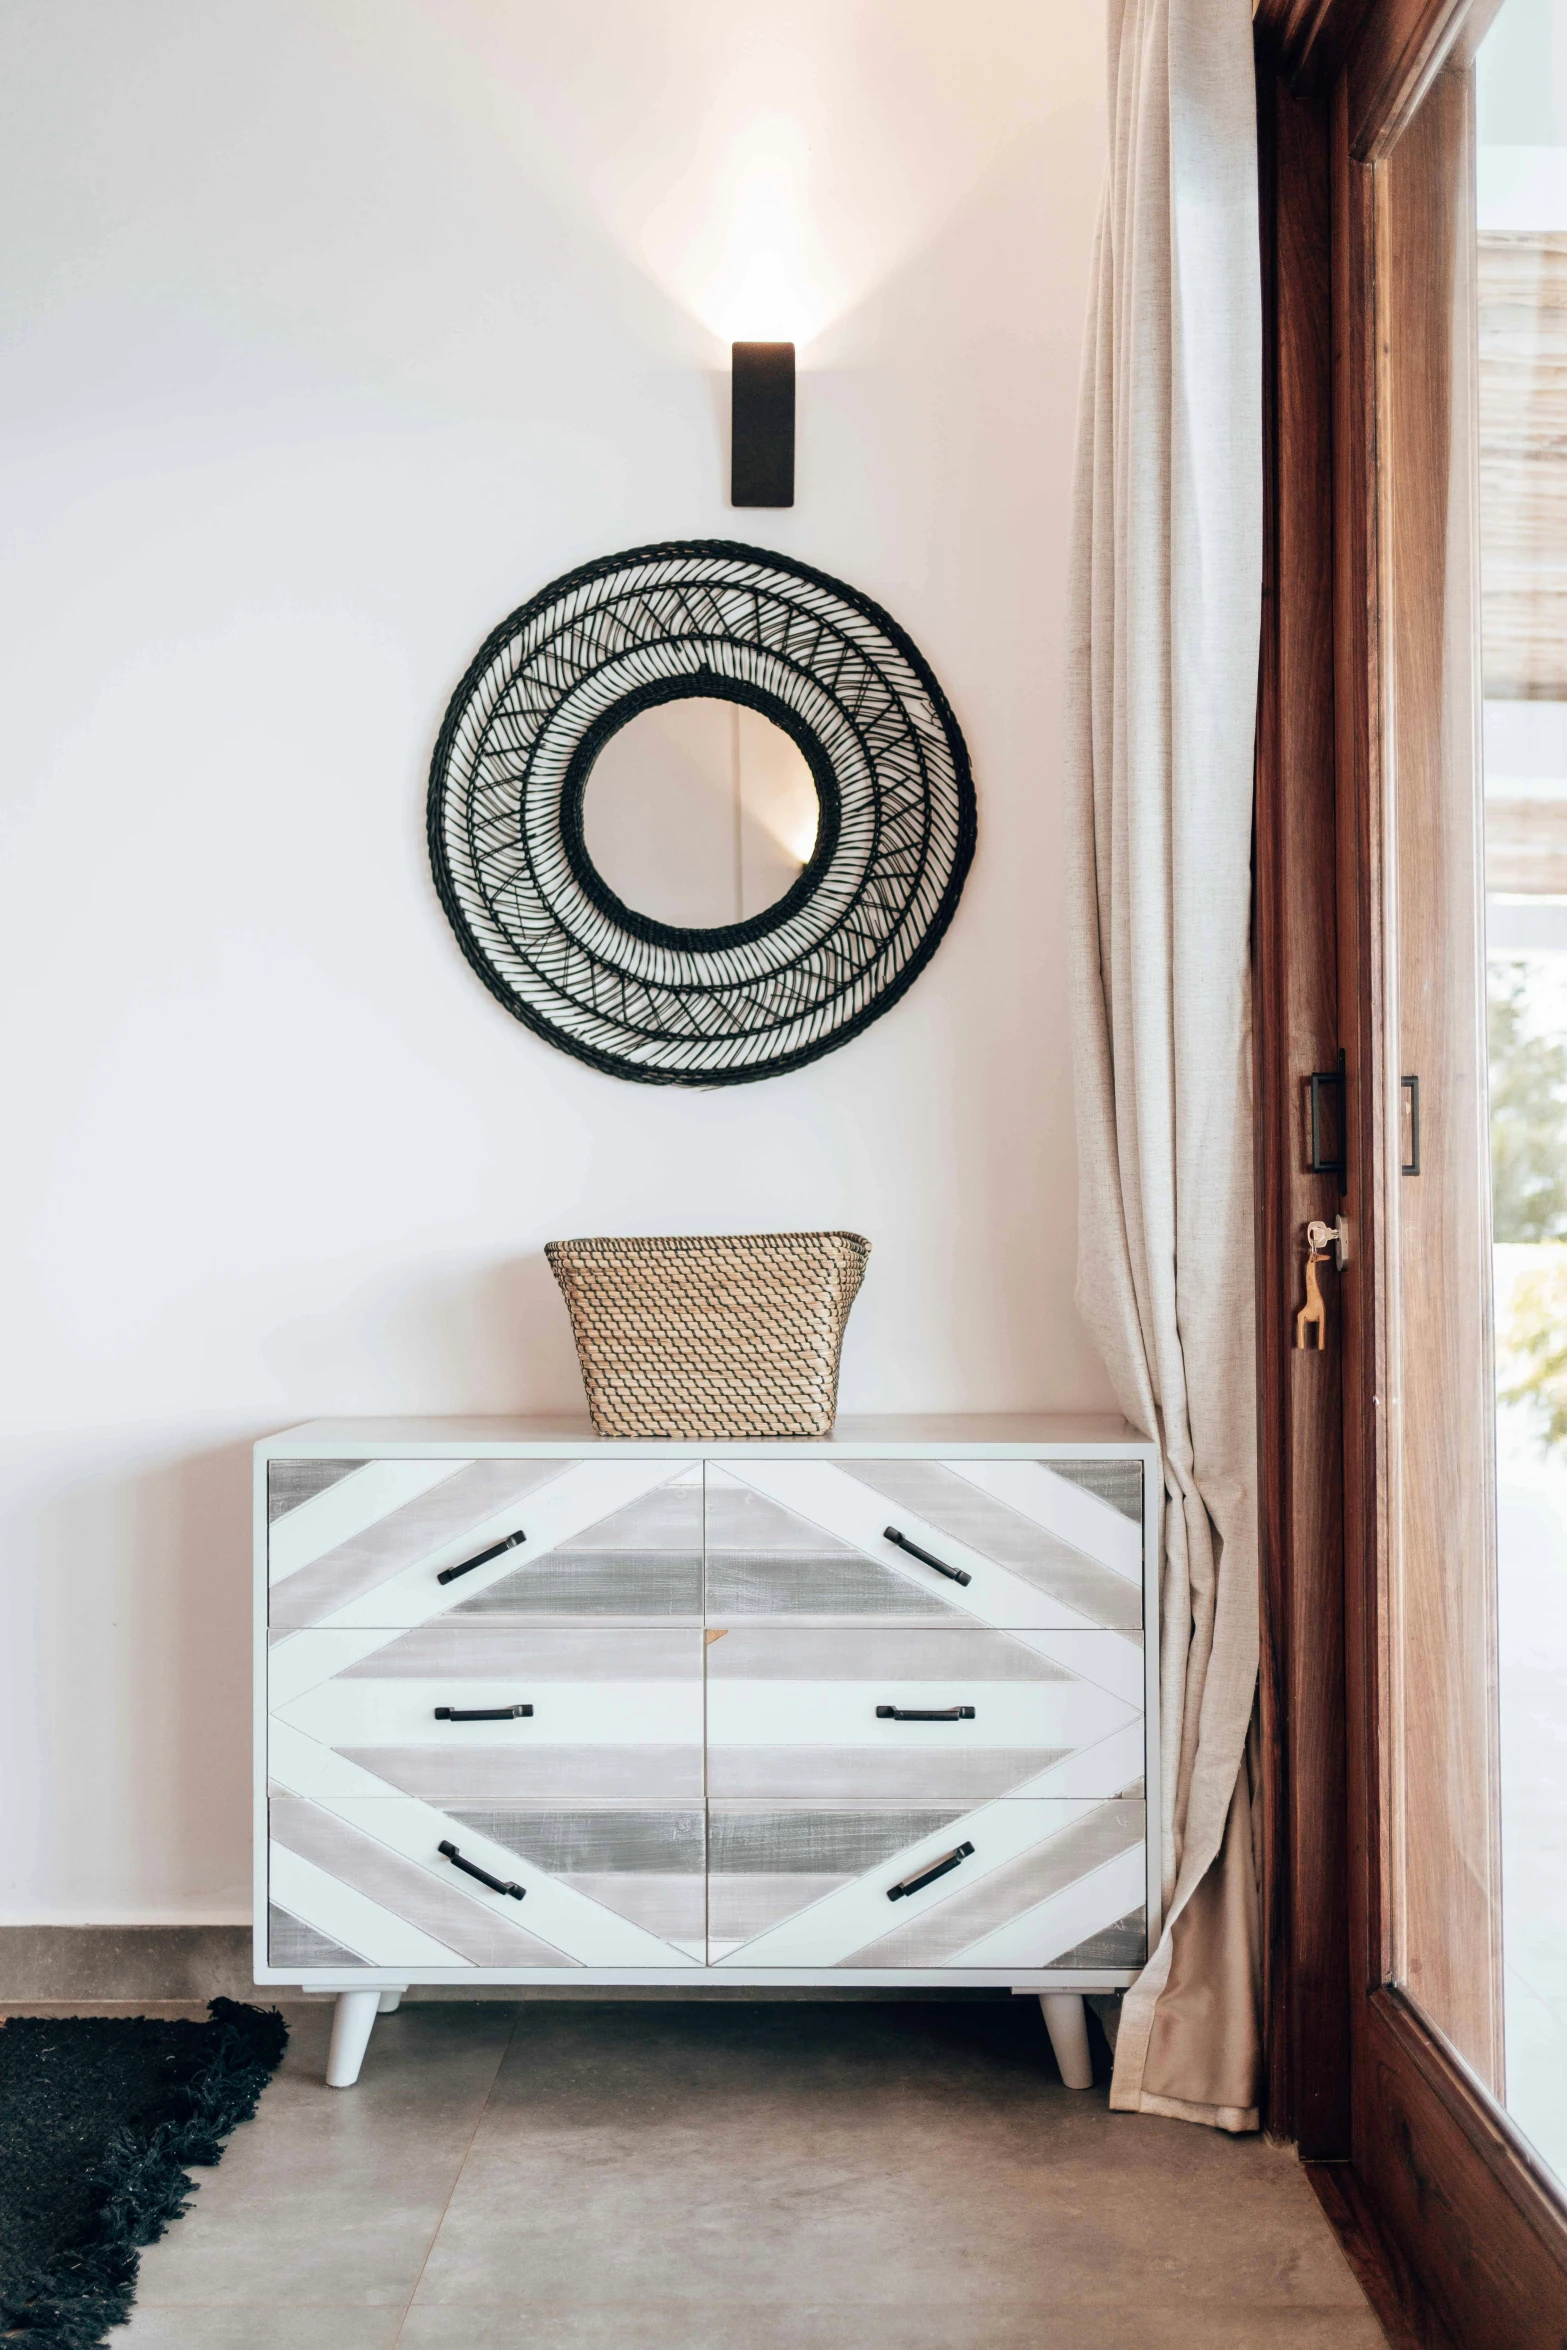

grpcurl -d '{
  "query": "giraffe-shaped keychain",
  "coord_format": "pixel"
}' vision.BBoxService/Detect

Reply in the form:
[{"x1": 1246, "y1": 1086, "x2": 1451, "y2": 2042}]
[
  {"x1": 1295, "y1": 1232, "x2": 1328, "y2": 1350},
  {"x1": 1294, "y1": 1217, "x2": 1345, "y2": 1350}
]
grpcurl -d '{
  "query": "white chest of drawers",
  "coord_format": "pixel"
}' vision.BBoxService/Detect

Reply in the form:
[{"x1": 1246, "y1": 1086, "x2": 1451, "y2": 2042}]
[{"x1": 255, "y1": 1415, "x2": 1159, "y2": 2086}]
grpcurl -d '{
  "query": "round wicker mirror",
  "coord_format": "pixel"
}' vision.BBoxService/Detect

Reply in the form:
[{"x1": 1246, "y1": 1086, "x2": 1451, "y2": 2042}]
[{"x1": 427, "y1": 540, "x2": 975, "y2": 1087}]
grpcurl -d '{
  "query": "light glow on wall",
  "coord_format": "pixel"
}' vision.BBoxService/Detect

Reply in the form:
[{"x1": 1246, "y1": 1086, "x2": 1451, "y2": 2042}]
[{"x1": 640, "y1": 106, "x2": 832, "y2": 348}]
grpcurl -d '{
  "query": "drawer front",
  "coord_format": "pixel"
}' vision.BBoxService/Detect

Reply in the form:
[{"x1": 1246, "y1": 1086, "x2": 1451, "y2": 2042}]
[
  {"x1": 704, "y1": 1628, "x2": 1144, "y2": 1802},
  {"x1": 707, "y1": 1798, "x2": 1147, "y2": 1971},
  {"x1": 704, "y1": 1459, "x2": 1143, "y2": 1630},
  {"x1": 268, "y1": 1795, "x2": 705, "y2": 1969},
  {"x1": 269, "y1": 1628, "x2": 703, "y2": 1803},
  {"x1": 268, "y1": 1458, "x2": 702, "y2": 1629}
]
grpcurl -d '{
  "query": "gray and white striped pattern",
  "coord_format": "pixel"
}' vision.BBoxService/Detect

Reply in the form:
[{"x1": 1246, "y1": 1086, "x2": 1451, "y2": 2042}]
[
  {"x1": 449, "y1": 1808, "x2": 705, "y2": 1950},
  {"x1": 1050, "y1": 1907, "x2": 1148, "y2": 1969},
  {"x1": 455, "y1": 1475, "x2": 703, "y2": 1620},
  {"x1": 269, "y1": 1461, "x2": 573, "y2": 1629},
  {"x1": 704, "y1": 1460, "x2": 1143, "y2": 1631},
  {"x1": 705, "y1": 1626, "x2": 1135, "y2": 1802},
  {"x1": 266, "y1": 1461, "x2": 365, "y2": 1523},
  {"x1": 269, "y1": 1459, "x2": 705, "y2": 1630},
  {"x1": 264, "y1": 1450, "x2": 1147, "y2": 1975},
  {"x1": 265, "y1": 1903, "x2": 361, "y2": 1969},
  {"x1": 707, "y1": 1799, "x2": 1147, "y2": 1970},
  {"x1": 838, "y1": 1463, "x2": 1141, "y2": 1627},
  {"x1": 707, "y1": 1806, "x2": 964, "y2": 1950},
  {"x1": 842, "y1": 1802, "x2": 1145, "y2": 1967},
  {"x1": 703, "y1": 1474, "x2": 967, "y2": 1623},
  {"x1": 1042, "y1": 1458, "x2": 1143, "y2": 1523},
  {"x1": 270, "y1": 1628, "x2": 704, "y2": 1807},
  {"x1": 271, "y1": 1796, "x2": 575, "y2": 1968}
]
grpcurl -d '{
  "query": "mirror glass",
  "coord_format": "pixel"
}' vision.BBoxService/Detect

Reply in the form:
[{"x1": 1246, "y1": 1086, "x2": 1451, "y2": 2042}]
[{"x1": 582, "y1": 698, "x2": 820, "y2": 931}]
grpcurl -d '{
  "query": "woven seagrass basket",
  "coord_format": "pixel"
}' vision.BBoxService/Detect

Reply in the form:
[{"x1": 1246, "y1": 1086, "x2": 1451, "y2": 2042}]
[{"x1": 544, "y1": 1232, "x2": 871, "y2": 1439}]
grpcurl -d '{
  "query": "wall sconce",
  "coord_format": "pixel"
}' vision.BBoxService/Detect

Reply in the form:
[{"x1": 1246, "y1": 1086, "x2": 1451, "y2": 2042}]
[{"x1": 731, "y1": 342, "x2": 795, "y2": 508}]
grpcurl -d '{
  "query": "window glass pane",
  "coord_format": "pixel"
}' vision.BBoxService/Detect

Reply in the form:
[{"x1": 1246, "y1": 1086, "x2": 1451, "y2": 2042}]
[
  {"x1": 1380, "y1": 49, "x2": 1503, "y2": 2095},
  {"x1": 1479, "y1": 0, "x2": 1567, "y2": 2185}
]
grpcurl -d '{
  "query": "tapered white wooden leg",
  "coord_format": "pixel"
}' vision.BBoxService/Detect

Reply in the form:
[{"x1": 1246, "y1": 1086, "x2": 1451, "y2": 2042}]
[
  {"x1": 1040, "y1": 1993, "x2": 1094, "y2": 2090},
  {"x1": 326, "y1": 1989, "x2": 380, "y2": 2088},
  {"x1": 377, "y1": 1989, "x2": 404, "y2": 2014}
]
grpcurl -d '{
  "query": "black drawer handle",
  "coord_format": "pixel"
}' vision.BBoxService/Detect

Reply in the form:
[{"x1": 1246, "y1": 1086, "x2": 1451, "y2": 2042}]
[
  {"x1": 437, "y1": 1840, "x2": 525, "y2": 1899},
  {"x1": 883, "y1": 1526, "x2": 971, "y2": 1587},
  {"x1": 875, "y1": 1705, "x2": 976, "y2": 1721},
  {"x1": 436, "y1": 1529, "x2": 527, "y2": 1586},
  {"x1": 888, "y1": 1842, "x2": 975, "y2": 1901},
  {"x1": 433, "y1": 1704, "x2": 534, "y2": 1722}
]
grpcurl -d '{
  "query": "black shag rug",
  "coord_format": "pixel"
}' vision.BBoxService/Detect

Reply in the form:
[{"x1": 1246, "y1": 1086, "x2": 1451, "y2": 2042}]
[{"x1": 0, "y1": 1998, "x2": 287, "y2": 2349}]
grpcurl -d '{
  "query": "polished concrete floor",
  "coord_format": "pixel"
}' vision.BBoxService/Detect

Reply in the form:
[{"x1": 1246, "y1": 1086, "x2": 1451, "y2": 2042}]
[{"x1": 110, "y1": 1998, "x2": 1386, "y2": 2349}]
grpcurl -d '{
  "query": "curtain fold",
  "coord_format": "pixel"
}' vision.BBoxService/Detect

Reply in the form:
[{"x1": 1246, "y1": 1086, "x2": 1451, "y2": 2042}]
[{"x1": 1064, "y1": 0, "x2": 1263, "y2": 2132}]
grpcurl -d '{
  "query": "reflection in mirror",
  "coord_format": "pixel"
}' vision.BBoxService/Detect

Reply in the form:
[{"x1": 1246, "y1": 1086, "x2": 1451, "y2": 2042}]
[{"x1": 583, "y1": 698, "x2": 820, "y2": 931}]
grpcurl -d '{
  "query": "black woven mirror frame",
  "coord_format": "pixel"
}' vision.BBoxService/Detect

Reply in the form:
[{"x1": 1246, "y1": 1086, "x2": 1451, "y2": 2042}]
[{"x1": 427, "y1": 540, "x2": 976, "y2": 1087}]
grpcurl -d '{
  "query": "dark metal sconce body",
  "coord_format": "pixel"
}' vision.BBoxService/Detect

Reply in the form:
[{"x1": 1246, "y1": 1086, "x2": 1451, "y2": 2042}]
[{"x1": 731, "y1": 342, "x2": 795, "y2": 507}]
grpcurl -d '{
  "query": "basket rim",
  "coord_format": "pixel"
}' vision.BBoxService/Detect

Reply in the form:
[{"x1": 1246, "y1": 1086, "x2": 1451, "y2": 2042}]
[{"x1": 544, "y1": 1231, "x2": 871, "y2": 1257}]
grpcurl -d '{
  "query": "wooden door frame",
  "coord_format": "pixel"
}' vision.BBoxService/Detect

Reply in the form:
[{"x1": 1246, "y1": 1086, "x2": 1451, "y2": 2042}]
[{"x1": 1254, "y1": 0, "x2": 1567, "y2": 2339}]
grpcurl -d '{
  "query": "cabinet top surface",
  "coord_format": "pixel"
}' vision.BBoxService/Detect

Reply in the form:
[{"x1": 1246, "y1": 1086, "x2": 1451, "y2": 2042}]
[{"x1": 259, "y1": 1412, "x2": 1151, "y2": 1456}]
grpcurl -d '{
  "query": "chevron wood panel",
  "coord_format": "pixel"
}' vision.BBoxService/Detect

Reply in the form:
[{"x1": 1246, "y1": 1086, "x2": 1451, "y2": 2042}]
[
  {"x1": 269, "y1": 1629, "x2": 703, "y2": 1806},
  {"x1": 454, "y1": 1470, "x2": 705, "y2": 1622},
  {"x1": 447, "y1": 1806, "x2": 705, "y2": 1956},
  {"x1": 268, "y1": 1794, "x2": 704, "y2": 1969},
  {"x1": 270, "y1": 1806, "x2": 709, "y2": 1965},
  {"x1": 706, "y1": 1799, "x2": 1147, "y2": 1968},
  {"x1": 707, "y1": 1806, "x2": 963, "y2": 1952},
  {"x1": 268, "y1": 1458, "x2": 703, "y2": 1629},
  {"x1": 269, "y1": 1842, "x2": 468, "y2": 1971},
  {"x1": 705, "y1": 1461, "x2": 1143, "y2": 1629},
  {"x1": 260, "y1": 1442, "x2": 1151, "y2": 1983},
  {"x1": 268, "y1": 1461, "x2": 566, "y2": 1620},
  {"x1": 265, "y1": 1460, "x2": 366, "y2": 1524},
  {"x1": 840, "y1": 1460, "x2": 1142, "y2": 1619},
  {"x1": 705, "y1": 1626, "x2": 1141, "y2": 1802},
  {"x1": 269, "y1": 1796, "x2": 577, "y2": 1968}
]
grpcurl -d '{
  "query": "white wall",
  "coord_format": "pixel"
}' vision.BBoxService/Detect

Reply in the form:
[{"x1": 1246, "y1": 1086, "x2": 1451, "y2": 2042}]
[{"x1": 0, "y1": 0, "x2": 1109, "y2": 1923}]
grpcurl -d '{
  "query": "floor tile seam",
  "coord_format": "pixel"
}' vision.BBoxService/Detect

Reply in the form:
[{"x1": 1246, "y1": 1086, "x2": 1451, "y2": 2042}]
[
  {"x1": 122, "y1": 2301, "x2": 418, "y2": 2312},
  {"x1": 397, "y1": 2293, "x2": 1384, "y2": 2312},
  {"x1": 390, "y1": 2006, "x2": 521, "y2": 2350},
  {"x1": 397, "y1": 2165, "x2": 1363, "y2": 2200}
]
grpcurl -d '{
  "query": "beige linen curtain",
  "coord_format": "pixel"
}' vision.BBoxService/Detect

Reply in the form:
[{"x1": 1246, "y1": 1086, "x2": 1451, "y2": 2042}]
[{"x1": 1064, "y1": 0, "x2": 1263, "y2": 2132}]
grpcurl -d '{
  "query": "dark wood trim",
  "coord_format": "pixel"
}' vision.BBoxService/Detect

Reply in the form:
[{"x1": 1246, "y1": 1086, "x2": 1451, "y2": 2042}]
[
  {"x1": 1306, "y1": 2158, "x2": 1458, "y2": 2350},
  {"x1": 1356, "y1": 1990, "x2": 1567, "y2": 2346},
  {"x1": 1343, "y1": 0, "x2": 1475, "y2": 159},
  {"x1": 1327, "y1": 42, "x2": 1391, "y2": 2025},
  {"x1": 1255, "y1": 0, "x2": 1377, "y2": 98},
  {"x1": 1254, "y1": 43, "x2": 1352, "y2": 2159},
  {"x1": 1378, "y1": 1988, "x2": 1567, "y2": 2250},
  {"x1": 1261, "y1": 0, "x2": 1509, "y2": 157},
  {"x1": 1258, "y1": 5, "x2": 1567, "y2": 2340},
  {"x1": 1341, "y1": 0, "x2": 1509, "y2": 160}
]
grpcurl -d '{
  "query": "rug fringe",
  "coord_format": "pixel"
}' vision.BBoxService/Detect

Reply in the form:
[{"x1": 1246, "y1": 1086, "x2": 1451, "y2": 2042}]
[{"x1": 0, "y1": 1998, "x2": 288, "y2": 2349}]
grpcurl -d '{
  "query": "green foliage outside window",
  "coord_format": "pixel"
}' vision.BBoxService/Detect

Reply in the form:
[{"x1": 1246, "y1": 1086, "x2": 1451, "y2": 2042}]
[
  {"x1": 1491, "y1": 960, "x2": 1567, "y2": 1453},
  {"x1": 1490, "y1": 962, "x2": 1567, "y2": 1244},
  {"x1": 1499, "y1": 1252, "x2": 1567, "y2": 1453}
]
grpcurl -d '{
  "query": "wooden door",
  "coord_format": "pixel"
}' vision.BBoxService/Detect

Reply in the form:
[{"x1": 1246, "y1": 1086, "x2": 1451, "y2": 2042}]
[{"x1": 1255, "y1": 1, "x2": 1567, "y2": 2337}]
